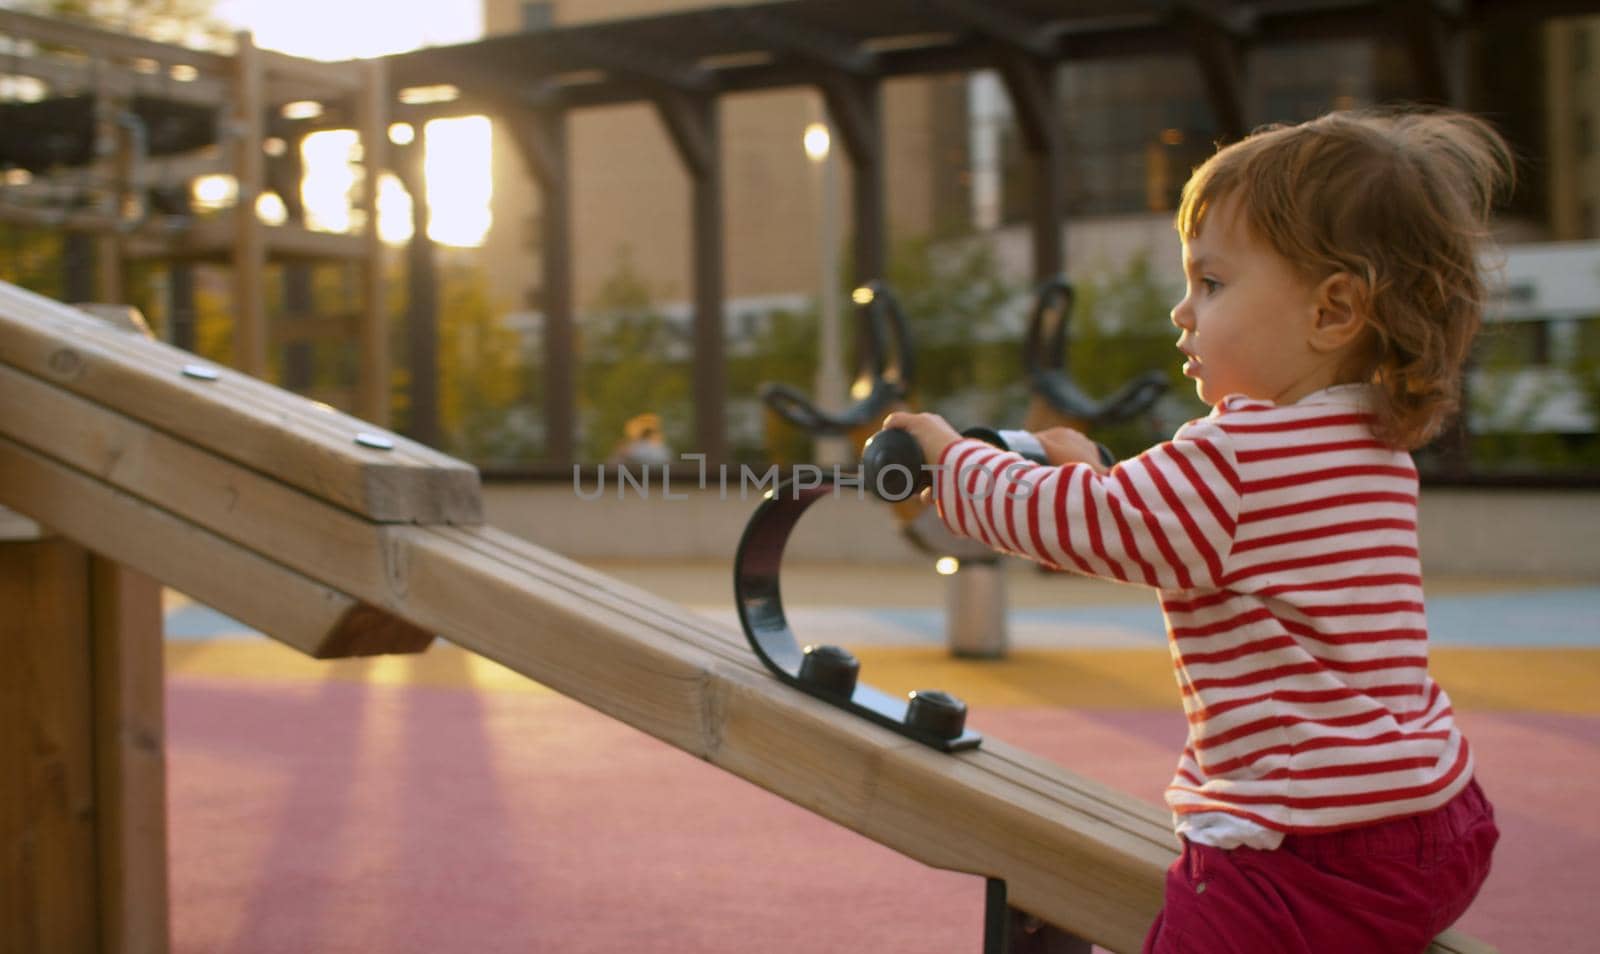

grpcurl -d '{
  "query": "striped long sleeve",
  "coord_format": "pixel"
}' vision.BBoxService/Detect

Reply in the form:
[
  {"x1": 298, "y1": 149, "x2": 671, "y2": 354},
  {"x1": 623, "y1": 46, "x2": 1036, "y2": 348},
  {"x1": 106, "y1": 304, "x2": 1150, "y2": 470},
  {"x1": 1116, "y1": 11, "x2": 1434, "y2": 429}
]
[
  {"x1": 934, "y1": 417, "x2": 1240, "y2": 591},
  {"x1": 933, "y1": 387, "x2": 1473, "y2": 834}
]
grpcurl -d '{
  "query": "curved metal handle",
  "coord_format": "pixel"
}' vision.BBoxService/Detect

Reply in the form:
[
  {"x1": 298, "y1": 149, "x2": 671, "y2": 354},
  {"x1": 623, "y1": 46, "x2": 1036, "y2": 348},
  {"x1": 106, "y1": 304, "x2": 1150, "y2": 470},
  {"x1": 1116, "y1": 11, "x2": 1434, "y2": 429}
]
[
  {"x1": 732, "y1": 476, "x2": 981, "y2": 752},
  {"x1": 1022, "y1": 277, "x2": 1075, "y2": 376},
  {"x1": 1022, "y1": 277, "x2": 1169, "y2": 427},
  {"x1": 760, "y1": 281, "x2": 914, "y2": 436}
]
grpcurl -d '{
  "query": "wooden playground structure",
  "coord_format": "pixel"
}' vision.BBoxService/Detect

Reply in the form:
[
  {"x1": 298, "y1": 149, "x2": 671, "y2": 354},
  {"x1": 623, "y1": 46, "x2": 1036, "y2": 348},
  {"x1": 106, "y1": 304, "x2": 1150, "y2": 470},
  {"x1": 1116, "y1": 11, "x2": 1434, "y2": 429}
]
[
  {"x1": 0, "y1": 289, "x2": 1494, "y2": 951},
  {"x1": 0, "y1": 8, "x2": 390, "y2": 423}
]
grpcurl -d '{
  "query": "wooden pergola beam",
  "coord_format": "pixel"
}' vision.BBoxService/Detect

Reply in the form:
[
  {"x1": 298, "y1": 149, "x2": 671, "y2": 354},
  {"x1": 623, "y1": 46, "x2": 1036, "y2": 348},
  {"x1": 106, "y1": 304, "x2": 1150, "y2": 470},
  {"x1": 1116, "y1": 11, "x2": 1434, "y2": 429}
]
[
  {"x1": 1393, "y1": 0, "x2": 1465, "y2": 105},
  {"x1": 725, "y1": 7, "x2": 880, "y2": 75},
  {"x1": 815, "y1": 70, "x2": 886, "y2": 287},
  {"x1": 993, "y1": 50, "x2": 1065, "y2": 281},
  {"x1": 925, "y1": 0, "x2": 1060, "y2": 59},
  {"x1": 654, "y1": 90, "x2": 728, "y2": 463},
  {"x1": 499, "y1": 105, "x2": 577, "y2": 467},
  {"x1": 559, "y1": 30, "x2": 716, "y2": 94},
  {"x1": 1166, "y1": 1, "x2": 1251, "y2": 143}
]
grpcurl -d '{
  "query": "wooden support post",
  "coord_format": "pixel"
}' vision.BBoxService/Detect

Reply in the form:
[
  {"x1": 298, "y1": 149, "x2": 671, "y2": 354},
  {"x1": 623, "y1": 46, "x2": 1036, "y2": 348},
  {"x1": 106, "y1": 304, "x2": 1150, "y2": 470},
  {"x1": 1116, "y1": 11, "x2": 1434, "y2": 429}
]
[
  {"x1": 356, "y1": 58, "x2": 390, "y2": 426},
  {"x1": 502, "y1": 106, "x2": 576, "y2": 468},
  {"x1": 0, "y1": 537, "x2": 169, "y2": 954},
  {"x1": 394, "y1": 134, "x2": 441, "y2": 448},
  {"x1": 817, "y1": 72, "x2": 885, "y2": 384},
  {"x1": 271, "y1": 132, "x2": 316, "y2": 393},
  {"x1": 654, "y1": 91, "x2": 728, "y2": 465},
  {"x1": 1168, "y1": 3, "x2": 1250, "y2": 143},
  {"x1": 232, "y1": 30, "x2": 268, "y2": 379},
  {"x1": 1393, "y1": 0, "x2": 1464, "y2": 106},
  {"x1": 818, "y1": 72, "x2": 885, "y2": 287},
  {"x1": 63, "y1": 233, "x2": 98, "y2": 303},
  {"x1": 995, "y1": 51, "x2": 1065, "y2": 283},
  {"x1": 89, "y1": 558, "x2": 170, "y2": 954}
]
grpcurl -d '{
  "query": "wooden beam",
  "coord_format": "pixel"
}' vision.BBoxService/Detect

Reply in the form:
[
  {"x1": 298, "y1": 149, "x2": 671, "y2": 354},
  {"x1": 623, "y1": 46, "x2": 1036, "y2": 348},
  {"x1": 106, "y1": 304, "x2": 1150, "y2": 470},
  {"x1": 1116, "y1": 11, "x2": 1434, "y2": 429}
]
[
  {"x1": 558, "y1": 29, "x2": 715, "y2": 93},
  {"x1": 994, "y1": 51, "x2": 1065, "y2": 281},
  {"x1": 0, "y1": 434, "x2": 434, "y2": 660},
  {"x1": 499, "y1": 107, "x2": 576, "y2": 467},
  {"x1": 925, "y1": 0, "x2": 1060, "y2": 58},
  {"x1": 1166, "y1": 1, "x2": 1250, "y2": 142},
  {"x1": 816, "y1": 72, "x2": 886, "y2": 285},
  {"x1": 653, "y1": 91, "x2": 728, "y2": 463},
  {"x1": 653, "y1": 89, "x2": 716, "y2": 178},
  {"x1": 0, "y1": 539, "x2": 98, "y2": 953},
  {"x1": 0, "y1": 280, "x2": 481, "y2": 524},
  {"x1": 89, "y1": 558, "x2": 170, "y2": 954},
  {"x1": 0, "y1": 52, "x2": 226, "y2": 107},
  {"x1": 392, "y1": 137, "x2": 441, "y2": 448},
  {"x1": 1393, "y1": 0, "x2": 1464, "y2": 106},
  {"x1": 725, "y1": 7, "x2": 879, "y2": 74},
  {"x1": 258, "y1": 48, "x2": 366, "y2": 96},
  {"x1": 356, "y1": 56, "x2": 390, "y2": 426},
  {"x1": 232, "y1": 30, "x2": 269, "y2": 380},
  {"x1": 0, "y1": 8, "x2": 229, "y2": 74}
]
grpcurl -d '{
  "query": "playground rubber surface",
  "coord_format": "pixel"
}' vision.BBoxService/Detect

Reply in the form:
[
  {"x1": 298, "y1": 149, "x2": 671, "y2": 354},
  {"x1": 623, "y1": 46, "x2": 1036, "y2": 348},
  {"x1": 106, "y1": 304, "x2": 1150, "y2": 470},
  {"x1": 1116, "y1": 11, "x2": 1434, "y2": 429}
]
[{"x1": 162, "y1": 562, "x2": 1600, "y2": 954}]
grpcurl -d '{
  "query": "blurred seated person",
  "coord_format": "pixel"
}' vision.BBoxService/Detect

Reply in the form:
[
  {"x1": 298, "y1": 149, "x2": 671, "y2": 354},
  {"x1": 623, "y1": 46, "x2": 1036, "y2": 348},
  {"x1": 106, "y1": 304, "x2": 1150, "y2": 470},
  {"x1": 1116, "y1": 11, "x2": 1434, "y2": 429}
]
[{"x1": 609, "y1": 412, "x2": 673, "y2": 472}]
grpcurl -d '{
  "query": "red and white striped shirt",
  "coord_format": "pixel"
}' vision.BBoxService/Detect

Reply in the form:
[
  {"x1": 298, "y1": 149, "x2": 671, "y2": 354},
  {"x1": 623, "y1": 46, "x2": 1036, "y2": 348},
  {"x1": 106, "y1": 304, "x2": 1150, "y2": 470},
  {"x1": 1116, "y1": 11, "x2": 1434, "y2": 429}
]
[{"x1": 933, "y1": 385, "x2": 1472, "y2": 835}]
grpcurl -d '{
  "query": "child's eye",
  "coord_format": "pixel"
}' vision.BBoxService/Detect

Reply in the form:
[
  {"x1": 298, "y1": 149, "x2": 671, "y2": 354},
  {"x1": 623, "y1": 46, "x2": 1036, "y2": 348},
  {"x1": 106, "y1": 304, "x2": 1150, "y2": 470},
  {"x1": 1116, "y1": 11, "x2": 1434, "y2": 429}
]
[{"x1": 1200, "y1": 278, "x2": 1221, "y2": 294}]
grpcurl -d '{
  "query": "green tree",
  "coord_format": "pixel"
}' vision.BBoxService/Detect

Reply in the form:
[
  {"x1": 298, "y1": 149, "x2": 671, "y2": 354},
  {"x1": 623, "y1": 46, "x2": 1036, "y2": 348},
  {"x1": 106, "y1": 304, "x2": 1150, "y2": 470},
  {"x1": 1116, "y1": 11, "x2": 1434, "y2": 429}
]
[
  {"x1": 387, "y1": 259, "x2": 535, "y2": 463},
  {"x1": 742, "y1": 233, "x2": 1021, "y2": 462},
  {"x1": 19, "y1": 0, "x2": 228, "y2": 46},
  {"x1": 0, "y1": 226, "x2": 66, "y2": 297},
  {"x1": 1063, "y1": 251, "x2": 1202, "y2": 456},
  {"x1": 579, "y1": 248, "x2": 691, "y2": 461}
]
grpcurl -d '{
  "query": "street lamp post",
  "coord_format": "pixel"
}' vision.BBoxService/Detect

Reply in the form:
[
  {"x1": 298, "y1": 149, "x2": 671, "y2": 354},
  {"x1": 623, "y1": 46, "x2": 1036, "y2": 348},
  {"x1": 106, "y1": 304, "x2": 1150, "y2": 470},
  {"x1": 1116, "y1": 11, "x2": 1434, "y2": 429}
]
[{"x1": 804, "y1": 120, "x2": 850, "y2": 468}]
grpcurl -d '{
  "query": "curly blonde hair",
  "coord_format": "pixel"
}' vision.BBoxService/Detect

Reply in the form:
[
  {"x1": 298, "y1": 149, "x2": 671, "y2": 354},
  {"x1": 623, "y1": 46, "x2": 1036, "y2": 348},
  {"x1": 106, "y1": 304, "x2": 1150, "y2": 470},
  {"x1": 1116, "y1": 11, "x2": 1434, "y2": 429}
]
[{"x1": 1176, "y1": 109, "x2": 1515, "y2": 449}]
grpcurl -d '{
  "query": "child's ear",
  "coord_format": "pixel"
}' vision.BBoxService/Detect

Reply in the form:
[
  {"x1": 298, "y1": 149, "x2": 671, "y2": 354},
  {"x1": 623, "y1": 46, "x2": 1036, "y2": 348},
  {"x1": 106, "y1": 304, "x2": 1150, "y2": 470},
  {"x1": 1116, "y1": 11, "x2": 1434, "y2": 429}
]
[{"x1": 1308, "y1": 272, "x2": 1368, "y2": 353}]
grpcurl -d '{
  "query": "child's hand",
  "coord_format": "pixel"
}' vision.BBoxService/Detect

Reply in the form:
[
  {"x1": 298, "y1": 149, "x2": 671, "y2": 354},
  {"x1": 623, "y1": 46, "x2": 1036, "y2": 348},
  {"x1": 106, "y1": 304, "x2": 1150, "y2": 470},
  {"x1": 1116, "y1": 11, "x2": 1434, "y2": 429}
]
[
  {"x1": 881, "y1": 411, "x2": 961, "y2": 466},
  {"x1": 1034, "y1": 426, "x2": 1110, "y2": 475}
]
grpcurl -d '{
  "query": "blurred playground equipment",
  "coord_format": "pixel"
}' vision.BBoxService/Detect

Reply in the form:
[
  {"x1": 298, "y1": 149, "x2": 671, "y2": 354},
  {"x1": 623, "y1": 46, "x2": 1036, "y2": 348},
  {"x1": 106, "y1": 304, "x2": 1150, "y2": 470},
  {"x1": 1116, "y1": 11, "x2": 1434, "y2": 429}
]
[{"x1": 759, "y1": 277, "x2": 1170, "y2": 659}]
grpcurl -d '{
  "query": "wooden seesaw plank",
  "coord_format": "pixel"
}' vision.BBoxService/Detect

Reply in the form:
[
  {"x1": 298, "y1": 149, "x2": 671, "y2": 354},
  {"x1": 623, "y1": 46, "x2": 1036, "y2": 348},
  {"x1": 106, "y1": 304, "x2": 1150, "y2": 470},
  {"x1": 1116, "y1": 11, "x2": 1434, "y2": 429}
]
[
  {"x1": 0, "y1": 352, "x2": 1495, "y2": 953},
  {"x1": 0, "y1": 435, "x2": 434, "y2": 659},
  {"x1": 0, "y1": 280, "x2": 480, "y2": 525}
]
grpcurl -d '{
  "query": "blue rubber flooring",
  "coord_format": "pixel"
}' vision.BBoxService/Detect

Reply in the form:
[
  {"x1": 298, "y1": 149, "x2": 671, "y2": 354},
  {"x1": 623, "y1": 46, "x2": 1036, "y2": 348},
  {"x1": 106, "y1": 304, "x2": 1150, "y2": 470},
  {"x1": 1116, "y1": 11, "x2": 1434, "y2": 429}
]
[{"x1": 165, "y1": 586, "x2": 1600, "y2": 647}]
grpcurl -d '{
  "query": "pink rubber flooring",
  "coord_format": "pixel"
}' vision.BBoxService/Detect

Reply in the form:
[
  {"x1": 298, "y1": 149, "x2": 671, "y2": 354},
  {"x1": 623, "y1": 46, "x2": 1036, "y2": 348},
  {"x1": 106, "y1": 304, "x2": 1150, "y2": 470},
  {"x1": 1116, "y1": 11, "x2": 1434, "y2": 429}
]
[{"x1": 167, "y1": 676, "x2": 1597, "y2": 953}]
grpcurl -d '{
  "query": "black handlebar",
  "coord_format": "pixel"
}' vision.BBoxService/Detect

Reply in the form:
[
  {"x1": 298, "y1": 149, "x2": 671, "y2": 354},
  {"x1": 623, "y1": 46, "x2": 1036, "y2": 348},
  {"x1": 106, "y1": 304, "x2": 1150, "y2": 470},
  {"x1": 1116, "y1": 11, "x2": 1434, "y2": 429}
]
[
  {"x1": 759, "y1": 280, "x2": 915, "y2": 436},
  {"x1": 1024, "y1": 277, "x2": 1169, "y2": 427}
]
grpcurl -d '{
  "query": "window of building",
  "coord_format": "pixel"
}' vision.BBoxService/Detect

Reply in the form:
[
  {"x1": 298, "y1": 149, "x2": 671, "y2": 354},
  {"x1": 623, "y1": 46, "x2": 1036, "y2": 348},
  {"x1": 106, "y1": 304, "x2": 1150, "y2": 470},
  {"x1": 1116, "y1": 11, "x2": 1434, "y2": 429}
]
[{"x1": 1575, "y1": 25, "x2": 1591, "y2": 72}]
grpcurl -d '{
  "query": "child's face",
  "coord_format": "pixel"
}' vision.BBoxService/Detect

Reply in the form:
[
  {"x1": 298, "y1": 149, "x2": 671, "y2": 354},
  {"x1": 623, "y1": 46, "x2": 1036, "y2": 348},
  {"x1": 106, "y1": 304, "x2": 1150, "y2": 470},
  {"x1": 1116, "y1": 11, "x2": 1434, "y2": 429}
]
[{"x1": 1170, "y1": 196, "x2": 1329, "y2": 407}]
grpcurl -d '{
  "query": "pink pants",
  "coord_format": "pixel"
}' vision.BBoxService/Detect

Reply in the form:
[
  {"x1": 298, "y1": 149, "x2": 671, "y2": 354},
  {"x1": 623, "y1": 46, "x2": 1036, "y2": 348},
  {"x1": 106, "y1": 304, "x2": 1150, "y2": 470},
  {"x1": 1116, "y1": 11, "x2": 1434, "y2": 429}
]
[{"x1": 1143, "y1": 780, "x2": 1498, "y2": 954}]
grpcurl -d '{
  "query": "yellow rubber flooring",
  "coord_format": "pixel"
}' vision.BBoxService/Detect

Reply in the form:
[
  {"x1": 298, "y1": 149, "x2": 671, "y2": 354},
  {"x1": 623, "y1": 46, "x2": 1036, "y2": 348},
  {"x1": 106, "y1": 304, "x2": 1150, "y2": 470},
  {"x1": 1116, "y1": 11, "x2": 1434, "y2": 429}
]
[{"x1": 166, "y1": 639, "x2": 1600, "y2": 714}]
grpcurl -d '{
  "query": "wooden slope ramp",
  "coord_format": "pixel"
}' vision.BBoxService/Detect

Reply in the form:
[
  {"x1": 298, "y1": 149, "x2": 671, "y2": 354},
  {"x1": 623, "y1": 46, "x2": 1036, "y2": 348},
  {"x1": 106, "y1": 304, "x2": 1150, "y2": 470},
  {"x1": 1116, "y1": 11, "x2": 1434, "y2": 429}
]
[{"x1": 0, "y1": 282, "x2": 1492, "y2": 954}]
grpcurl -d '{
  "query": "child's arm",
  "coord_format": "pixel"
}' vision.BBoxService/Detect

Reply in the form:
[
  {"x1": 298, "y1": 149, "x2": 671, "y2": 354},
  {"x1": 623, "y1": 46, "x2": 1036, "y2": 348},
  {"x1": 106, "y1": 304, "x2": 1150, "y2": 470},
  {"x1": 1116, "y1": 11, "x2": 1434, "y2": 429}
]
[{"x1": 935, "y1": 420, "x2": 1242, "y2": 591}]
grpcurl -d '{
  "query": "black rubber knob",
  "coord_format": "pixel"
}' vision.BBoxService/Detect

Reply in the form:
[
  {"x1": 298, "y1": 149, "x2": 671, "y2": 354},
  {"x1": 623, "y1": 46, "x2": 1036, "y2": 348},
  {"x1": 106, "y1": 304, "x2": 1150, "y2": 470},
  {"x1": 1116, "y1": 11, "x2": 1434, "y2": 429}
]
[
  {"x1": 798, "y1": 644, "x2": 860, "y2": 698},
  {"x1": 860, "y1": 428, "x2": 929, "y2": 502},
  {"x1": 905, "y1": 689, "x2": 967, "y2": 741}
]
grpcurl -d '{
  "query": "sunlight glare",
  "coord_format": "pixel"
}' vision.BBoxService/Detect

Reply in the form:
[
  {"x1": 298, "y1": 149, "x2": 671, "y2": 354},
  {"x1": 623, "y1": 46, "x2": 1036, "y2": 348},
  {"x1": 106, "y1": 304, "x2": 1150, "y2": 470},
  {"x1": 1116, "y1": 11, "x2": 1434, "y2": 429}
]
[
  {"x1": 192, "y1": 174, "x2": 235, "y2": 208},
  {"x1": 421, "y1": 116, "x2": 491, "y2": 247},
  {"x1": 300, "y1": 130, "x2": 356, "y2": 233},
  {"x1": 377, "y1": 174, "x2": 413, "y2": 244},
  {"x1": 256, "y1": 191, "x2": 287, "y2": 225}
]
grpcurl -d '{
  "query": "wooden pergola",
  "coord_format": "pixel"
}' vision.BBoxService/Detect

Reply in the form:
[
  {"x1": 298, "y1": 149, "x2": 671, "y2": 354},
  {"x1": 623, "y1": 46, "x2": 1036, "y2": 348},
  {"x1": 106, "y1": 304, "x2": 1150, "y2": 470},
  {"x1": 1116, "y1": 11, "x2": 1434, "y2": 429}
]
[
  {"x1": 376, "y1": 0, "x2": 1593, "y2": 467},
  {"x1": 0, "y1": 9, "x2": 391, "y2": 422}
]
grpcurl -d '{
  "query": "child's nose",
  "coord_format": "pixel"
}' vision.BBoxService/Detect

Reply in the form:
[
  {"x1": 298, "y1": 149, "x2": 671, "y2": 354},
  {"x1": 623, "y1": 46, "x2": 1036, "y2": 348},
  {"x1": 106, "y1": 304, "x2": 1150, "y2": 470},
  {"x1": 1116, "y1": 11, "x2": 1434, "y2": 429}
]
[{"x1": 1171, "y1": 298, "x2": 1194, "y2": 330}]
